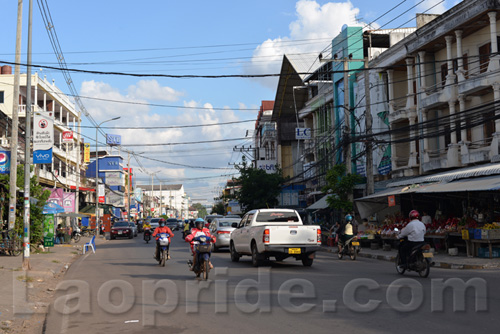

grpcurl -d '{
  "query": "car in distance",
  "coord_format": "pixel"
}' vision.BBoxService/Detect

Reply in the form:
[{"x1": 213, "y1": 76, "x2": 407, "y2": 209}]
[
  {"x1": 209, "y1": 217, "x2": 241, "y2": 251},
  {"x1": 150, "y1": 218, "x2": 161, "y2": 232},
  {"x1": 110, "y1": 221, "x2": 134, "y2": 239},
  {"x1": 128, "y1": 222, "x2": 138, "y2": 237},
  {"x1": 204, "y1": 214, "x2": 224, "y2": 228},
  {"x1": 165, "y1": 218, "x2": 179, "y2": 231}
]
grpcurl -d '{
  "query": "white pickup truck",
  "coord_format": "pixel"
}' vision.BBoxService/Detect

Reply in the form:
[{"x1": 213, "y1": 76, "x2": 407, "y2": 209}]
[{"x1": 229, "y1": 208, "x2": 321, "y2": 267}]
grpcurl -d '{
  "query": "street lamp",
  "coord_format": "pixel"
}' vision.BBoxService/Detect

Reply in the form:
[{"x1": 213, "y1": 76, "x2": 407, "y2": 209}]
[{"x1": 95, "y1": 116, "x2": 121, "y2": 236}]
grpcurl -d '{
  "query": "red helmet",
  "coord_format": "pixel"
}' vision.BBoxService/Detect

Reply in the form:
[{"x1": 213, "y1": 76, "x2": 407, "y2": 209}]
[{"x1": 409, "y1": 210, "x2": 420, "y2": 220}]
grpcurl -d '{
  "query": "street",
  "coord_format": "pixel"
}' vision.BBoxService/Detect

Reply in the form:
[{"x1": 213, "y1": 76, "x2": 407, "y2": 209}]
[{"x1": 44, "y1": 232, "x2": 500, "y2": 334}]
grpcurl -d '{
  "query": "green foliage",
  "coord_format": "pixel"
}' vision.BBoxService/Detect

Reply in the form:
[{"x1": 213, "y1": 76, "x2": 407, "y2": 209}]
[
  {"x1": 0, "y1": 165, "x2": 50, "y2": 246},
  {"x1": 192, "y1": 203, "x2": 207, "y2": 219},
  {"x1": 322, "y1": 164, "x2": 362, "y2": 214},
  {"x1": 233, "y1": 157, "x2": 285, "y2": 214},
  {"x1": 211, "y1": 201, "x2": 225, "y2": 215}
]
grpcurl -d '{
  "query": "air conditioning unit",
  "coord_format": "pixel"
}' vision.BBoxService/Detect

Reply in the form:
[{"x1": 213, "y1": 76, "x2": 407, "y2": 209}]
[{"x1": 0, "y1": 137, "x2": 9, "y2": 147}]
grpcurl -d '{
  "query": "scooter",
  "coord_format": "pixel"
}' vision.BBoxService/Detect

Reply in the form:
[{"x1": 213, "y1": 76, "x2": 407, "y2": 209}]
[
  {"x1": 337, "y1": 235, "x2": 359, "y2": 260},
  {"x1": 144, "y1": 228, "x2": 152, "y2": 243},
  {"x1": 157, "y1": 233, "x2": 170, "y2": 267},
  {"x1": 71, "y1": 227, "x2": 82, "y2": 243},
  {"x1": 187, "y1": 235, "x2": 212, "y2": 280},
  {"x1": 395, "y1": 238, "x2": 433, "y2": 278}
]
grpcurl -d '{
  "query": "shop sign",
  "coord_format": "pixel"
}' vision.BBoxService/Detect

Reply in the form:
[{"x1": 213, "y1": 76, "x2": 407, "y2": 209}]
[
  {"x1": 62, "y1": 131, "x2": 73, "y2": 142},
  {"x1": 257, "y1": 160, "x2": 277, "y2": 174},
  {"x1": 388, "y1": 195, "x2": 396, "y2": 207},
  {"x1": 33, "y1": 148, "x2": 53, "y2": 164},
  {"x1": 106, "y1": 134, "x2": 121, "y2": 146},
  {"x1": 84, "y1": 143, "x2": 90, "y2": 163},
  {"x1": 295, "y1": 128, "x2": 311, "y2": 140},
  {"x1": 105, "y1": 172, "x2": 123, "y2": 186},
  {"x1": 0, "y1": 151, "x2": 11, "y2": 174},
  {"x1": 43, "y1": 214, "x2": 55, "y2": 248}
]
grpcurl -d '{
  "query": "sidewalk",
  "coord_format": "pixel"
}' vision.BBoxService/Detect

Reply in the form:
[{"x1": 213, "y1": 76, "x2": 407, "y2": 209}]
[
  {"x1": 0, "y1": 235, "x2": 107, "y2": 334},
  {"x1": 320, "y1": 245, "x2": 500, "y2": 270}
]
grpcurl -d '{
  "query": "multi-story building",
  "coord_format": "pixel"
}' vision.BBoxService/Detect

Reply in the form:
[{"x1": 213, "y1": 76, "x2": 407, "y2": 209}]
[
  {"x1": 0, "y1": 68, "x2": 89, "y2": 211},
  {"x1": 138, "y1": 184, "x2": 188, "y2": 219}
]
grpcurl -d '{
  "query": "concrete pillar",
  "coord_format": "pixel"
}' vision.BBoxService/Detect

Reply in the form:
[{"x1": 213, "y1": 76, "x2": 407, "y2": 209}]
[
  {"x1": 391, "y1": 123, "x2": 398, "y2": 171},
  {"x1": 455, "y1": 30, "x2": 465, "y2": 81},
  {"x1": 387, "y1": 69, "x2": 395, "y2": 113},
  {"x1": 418, "y1": 51, "x2": 426, "y2": 91},
  {"x1": 405, "y1": 58, "x2": 415, "y2": 109},
  {"x1": 449, "y1": 101, "x2": 457, "y2": 144},
  {"x1": 445, "y1": 36, "x2": 454, "y2": 74},
  {"x1": 409, "y1": 116, "x2": 416, "y2": 154},
  {"x1": 488, "y1": 12, "x2": 500, "y2": 73},
  {"x1": 458, "y1": 95, "x2": 467, "y2": 143}
]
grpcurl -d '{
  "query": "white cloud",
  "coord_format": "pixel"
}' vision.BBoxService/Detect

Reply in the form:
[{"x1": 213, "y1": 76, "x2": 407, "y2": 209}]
[
  {"x1": 127, "y1": 79, "x2": 184, "y2": 102},
  {"x1": 416, "y1": 0, "x2": 448, "y2": 15},
  {"x1": 247, "y1": 1, "x2": 364, "y2": 88}
]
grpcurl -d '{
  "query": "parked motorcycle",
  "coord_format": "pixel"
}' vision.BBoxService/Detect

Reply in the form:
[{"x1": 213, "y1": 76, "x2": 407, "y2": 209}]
[
  {"x1": 337, "y1": 236, "x2": 359, "y2": 260},
  {"x1": 71, "y1": 227, "x2": 82, "y2": 243},
  {"x1": 187, "y1": 235, "x2": 212, "y2": 280},
  {"x1": 157, "y1": 233, "x2": 170, "y2": 267},
  {"x1": 144, "y1": 228, "x2": 152, "y2": 244},
  {"x1": 395, "y1": 238, "x2": 433, "y2": 278},
  {"x1": 81, "y1": 227, "x2": 96, "y2": 237}
]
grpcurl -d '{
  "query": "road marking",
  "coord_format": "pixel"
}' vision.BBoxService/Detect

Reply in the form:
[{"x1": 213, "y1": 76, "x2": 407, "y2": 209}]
[{"x1": 125, "y1": 320, "x2": 139, "y2": 323}]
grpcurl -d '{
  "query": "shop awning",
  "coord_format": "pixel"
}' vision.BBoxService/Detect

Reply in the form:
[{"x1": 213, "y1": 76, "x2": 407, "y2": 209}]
[
  {"x1": 412, "y1": 175, "x2": 500, "y2": 193},
  {"x1": 307, "y1": 195, "x2": 329, "y2": 210}
]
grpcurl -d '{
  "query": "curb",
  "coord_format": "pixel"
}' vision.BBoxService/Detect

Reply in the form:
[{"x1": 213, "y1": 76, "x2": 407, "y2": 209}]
[{"x1": 319, "y1": 247, "x2": 492, "y2": 270}]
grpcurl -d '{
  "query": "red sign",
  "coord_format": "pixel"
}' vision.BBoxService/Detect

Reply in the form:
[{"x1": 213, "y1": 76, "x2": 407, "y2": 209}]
[
  {"x1": 388, "y1": 195, "x2": 396, "y2": 207},
  {"x1": 98, "y1": 196, "x2": 105, "y2": 203},
  {"x1": 62, "y1": 131, "x2": 73, "y2": 142}
]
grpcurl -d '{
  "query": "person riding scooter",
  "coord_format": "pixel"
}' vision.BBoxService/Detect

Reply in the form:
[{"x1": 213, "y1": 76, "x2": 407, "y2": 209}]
[
  {"x1": 337, "y1": 214, "x2": 358, "y2": 254},
  {"x1": 397, "y1": 210, "x2": 426, "y2": 269},
  {"x1": 152, "y1": 219, "x2": 174, "y2": 261},
  {"x1": 143, "y1": 220, "x2": 152, "y2": 241},
  {"x1": 185, "y1": 218, "x2": 215, "y2": 270}
]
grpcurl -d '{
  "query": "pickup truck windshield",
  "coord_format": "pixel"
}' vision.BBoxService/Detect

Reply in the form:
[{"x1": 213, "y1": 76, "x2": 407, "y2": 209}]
[{"x1": 256, "y1": 212, "x2": 299, "y2": 223}]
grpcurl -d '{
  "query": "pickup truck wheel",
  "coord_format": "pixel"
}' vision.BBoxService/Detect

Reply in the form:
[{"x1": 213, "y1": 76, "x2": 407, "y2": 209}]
[
  {"x1": 251, "y1": 244, "x2": 263, "y2": 267},
  {"x1": 230, "y1": 242, "x2": 240, "y2": 262},
  {"x1": 302, "y1": 257, "x2": 314, "y2": 267}
]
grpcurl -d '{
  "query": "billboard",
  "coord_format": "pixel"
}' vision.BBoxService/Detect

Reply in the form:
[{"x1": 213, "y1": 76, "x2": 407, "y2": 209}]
[
  {"x1": 105, "y1": 171, "x2": 123, "y2": 186},
  {"x1": 0, "y1": 151, "x2": 11, "y2": 174},
  {"x1": 106, "y1": 134, "x2": 121, "y2": 146},
  {"x1": 257, "y1": 160, "x2": 277, "y2": 174},
  {"x1": 84, "y1": 143, "x2": 90, "y2": 163}
]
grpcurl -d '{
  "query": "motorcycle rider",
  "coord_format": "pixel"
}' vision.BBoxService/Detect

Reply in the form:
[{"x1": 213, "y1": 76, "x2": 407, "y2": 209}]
[
  {"x1": 397, "y1": 210, "x2": 426, "y2": 269},
  {"x1": 185, "y1": 218, "x2": 216, "y2": 270},
  {"x1": 337, "y1": 214, "x2": 357, "y2": 254},
  {"x1": 143, "y1": 220, "x2": 152, "y2": 241},
  {"x1": 152, "y1": 219, "x2": 174, "y2": 261}
]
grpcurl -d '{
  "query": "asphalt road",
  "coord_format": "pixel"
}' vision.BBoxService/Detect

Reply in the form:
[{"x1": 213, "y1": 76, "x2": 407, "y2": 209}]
[{"x1": 44, "y1": 232, "x2": 500, "y2": 334}]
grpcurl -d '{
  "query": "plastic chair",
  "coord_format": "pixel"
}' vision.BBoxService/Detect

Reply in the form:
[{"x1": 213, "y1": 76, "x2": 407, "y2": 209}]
[{"x1": 83, "y1": 235, "x2": 96, "y2": 254}]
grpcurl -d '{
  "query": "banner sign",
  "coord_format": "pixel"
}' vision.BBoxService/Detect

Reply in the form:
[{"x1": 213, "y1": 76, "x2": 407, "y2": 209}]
[
  {"x1": 84, "y1": 143, "x2": 90, "y2": 163},
  {"x1": 43, "y1": 214, "x2": 55, "y2": 248},
  {"x1": 33, "y1": 113, "x2": 54, "y2": 151},
  {"x1": 33, "y1": 148, "x2": 53, "y2": 164},
  {"x1": 0, "y1": 150, "x2": 11, "y2": 174},
  {"x1": 106, "y1": 134, "x2": 121, "y2": 146},
  {"x1": 134, "y1": 188, "x2": 143, "y2": 202},
  {"x1": 62, "y1": 131, "x2": 73, "y2": 142},
  {"x1": 105, "y1": 171, "x2": 123, "y2": 186},
  {"x1": 295, "y1": 128, "x2": 311, "y2": 140},
  {"x1": 388, "y1": 195, "x2": 396, "y2": 207},
  {"x1": 257, "y1": 160, "x2": 277, "y2": 174},
  {"x1": 98, "y1": 184, "x2": 105, "y2": 203}
]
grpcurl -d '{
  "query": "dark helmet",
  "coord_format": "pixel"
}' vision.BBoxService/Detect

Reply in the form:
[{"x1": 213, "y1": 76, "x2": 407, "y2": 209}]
[
  {"x1": 159, "y1": 219, "x2": 165, "y2": 227},
  {"x1": 195, "y1": 218, "x2": 204, "y2": 229},
  {"x1": 409, "y1": 210, "x2": 420, "y2": 220},
  {"x1": 345, "y1": 214, "x2": 353, "y2": 222}
]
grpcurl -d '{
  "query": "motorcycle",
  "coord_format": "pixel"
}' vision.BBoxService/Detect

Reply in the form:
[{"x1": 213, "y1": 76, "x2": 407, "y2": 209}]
[
  {"x1": 157, "y1": 233, "x2": 170, "y2": 267},
  {"x1": 71, "y1": 227, "x2": 82, "y2": 243},
  {"x1": 395, "y1": 238, "x2": 433, "y2": 278},
  {"x1": 81, "y1": 226, "x2": 96, "y2": 237},
  {"x1": 187, "y1": 235, "x2": 212, "y2": 280},
  {"x1": 337, "y1": 235, "x2": 360, "y2": 261},
  {"x1": 144, "y1": 228, "x2": 152, "y2": 243}
]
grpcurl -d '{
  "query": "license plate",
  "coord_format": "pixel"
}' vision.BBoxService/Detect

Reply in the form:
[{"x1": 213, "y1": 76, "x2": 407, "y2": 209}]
[
  {"x1": 423, "y1": 252, "x2": 433, "y2": 258},
  {"x1": 288, "y1": 248, "x2": 301, "y2": 254},
  {"x1": 352, "y1": 241, "x2": 360, "y2": 246},
  {"x1": 118, "y1": 231, "x2": 122, "y2": 235}
]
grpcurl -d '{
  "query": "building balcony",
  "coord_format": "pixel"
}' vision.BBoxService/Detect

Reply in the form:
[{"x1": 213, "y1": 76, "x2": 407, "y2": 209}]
[
  {"x1": 458, "y1": 72, "x2": 494, "y2": 97},
  {"x1": 18, "y1": 104, "x2": 43, "y2": 118},
  {"x1": 262, "y1": 129, "x2": 276, "y2": 144}
]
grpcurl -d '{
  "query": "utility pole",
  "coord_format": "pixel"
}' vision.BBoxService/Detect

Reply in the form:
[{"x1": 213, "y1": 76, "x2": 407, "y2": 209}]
[
  {"x1": 9, "y1": 0, "x2": 23, "y2": 231},
  {"x1": 23, "y1": 0, "x2": 33, "y2": 271},
  {"x1": 127, "y1": 152, "x2": 131, "y2": 221},
  {"x1": 76, "y1": 114, "x2": 81, "y2": 213},
  {"x1": 159, "y1": 180, "x2": 162, "y2": 217},
  {"x1": 365, "y1": 58, "x2": 374, "y2": 195},
  {"x1": 343, "y1": 59, "x2": 352, "y2": 174}
]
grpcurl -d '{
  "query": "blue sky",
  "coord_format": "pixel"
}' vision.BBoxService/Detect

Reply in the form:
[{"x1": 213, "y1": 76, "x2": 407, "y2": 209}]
[{"x1": 2, "y1": 0, "x2": 455, "y2": 206}]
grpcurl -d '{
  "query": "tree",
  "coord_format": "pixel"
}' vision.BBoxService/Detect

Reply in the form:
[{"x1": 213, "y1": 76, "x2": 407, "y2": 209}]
[
  {"x1": 211, "y1": 201, "x2": 225, "y2": 215},
  {"x1": 0, "y1": 164, "x2": 50, "y2": 245},
  {"x1": 191, "y1": 203, "x2": 207, "y2": 219},
  {"x1": 233, "y1": 157, "x2": 285, "y2": 213},
  {"x1": 322, "y1": 164, "x2": 362, "y2": 214}
]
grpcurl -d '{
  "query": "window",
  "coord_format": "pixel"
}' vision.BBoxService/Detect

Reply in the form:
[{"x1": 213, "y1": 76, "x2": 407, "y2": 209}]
[
  {"x1": 441, "y1": 63, "x2": 448, "y2": 87},
  {"x1": 483, "y1": 111, "x2": 495, "y2": 142},
  {"x1": 0, "y1": 91, "x2": 4, "y2": 103},
  {"x1": 479, "y1": 43, "x2": 491, "y2": 73}
]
